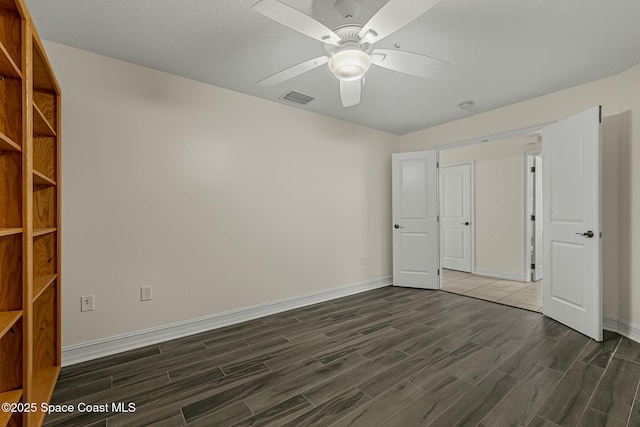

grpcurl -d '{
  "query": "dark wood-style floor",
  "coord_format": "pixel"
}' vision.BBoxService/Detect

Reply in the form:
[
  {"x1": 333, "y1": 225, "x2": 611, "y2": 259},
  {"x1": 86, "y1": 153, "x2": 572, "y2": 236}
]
[{"x1": 45, "y1": 287, "x2": 640, "y2": 427}]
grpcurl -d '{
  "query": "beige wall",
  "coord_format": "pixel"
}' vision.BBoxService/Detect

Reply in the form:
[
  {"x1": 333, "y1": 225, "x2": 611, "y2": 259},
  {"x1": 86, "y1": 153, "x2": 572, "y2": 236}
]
[
  {"x1": 45, "y1": 42, "x2": 397, "y2": 347},
  {"x1": 440, "y1": 137, "x2": 541, "y2": 279},
  {"x1": 399, "y1": 64, "x2": 640, "y2": 325}
]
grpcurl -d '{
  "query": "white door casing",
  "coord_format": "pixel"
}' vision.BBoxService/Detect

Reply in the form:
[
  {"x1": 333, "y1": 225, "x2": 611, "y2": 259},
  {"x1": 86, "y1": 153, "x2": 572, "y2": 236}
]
[
  {"x1": 542, "y1": 106, "x2": 602, "y2": 341},
  {"x1": 392, "y1": 151, "x2": 440, "y2": 289},
  {"x1": 440, "y1": 163, "x2": 472, "y2": 272}
]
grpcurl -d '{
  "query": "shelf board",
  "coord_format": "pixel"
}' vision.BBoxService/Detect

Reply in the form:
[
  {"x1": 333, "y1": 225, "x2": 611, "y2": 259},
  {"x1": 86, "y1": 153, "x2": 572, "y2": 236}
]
[
  {"x1": 30, "y1": 366, "x2": 61, "y2": 426},
  {"x1": 0, "y1": 310, "x2": 21, "y2": 339},
  {"x1": 33, "y1": 274, "x2": 57, "y2": 303},
  {"x1": 0, "y1": 41, "x2": 21, "y2": 79},
  {"x1": 32, "y1": 103, "x2": 56, "y2": 137},
  {"x1": 0, "y1": 131, "x2": 20, "y2": 152},
  {"x1": 0, "y1": 228, "x2": 21, "y2": 237},
  {"x1": 33, "y1": 169, "x2": 56, "y2": 186},
  {"x1": 33, "y1": 227, "x2": 56, "y2": 237},
  {"x1": 0, "y1": 389, "x2": 23, "y2": 425}
]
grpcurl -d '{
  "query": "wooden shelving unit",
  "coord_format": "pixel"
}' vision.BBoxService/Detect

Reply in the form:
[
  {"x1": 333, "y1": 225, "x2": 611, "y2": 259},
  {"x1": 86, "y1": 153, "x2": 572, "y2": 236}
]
[{"x1": 1, "y1": 0, "x2": 61, "y2": 425}]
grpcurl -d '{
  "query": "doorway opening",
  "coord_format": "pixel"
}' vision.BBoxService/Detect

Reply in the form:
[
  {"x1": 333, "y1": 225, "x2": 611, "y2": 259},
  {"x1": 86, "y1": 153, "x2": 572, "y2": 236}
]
[{"x1": 438, "y1": 134, "x2": 544, "y2": 312}]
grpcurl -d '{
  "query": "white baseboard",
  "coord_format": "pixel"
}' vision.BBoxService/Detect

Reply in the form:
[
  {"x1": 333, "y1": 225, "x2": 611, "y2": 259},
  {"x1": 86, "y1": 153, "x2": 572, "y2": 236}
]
[
  {"x1": 472, "y1": 268, "x2": 524, "y2": 282},
  {"x1": 62, "y1": 276, "x2": 392, "y2": 366},
  {"x1": 603, "y1": 316, "x2": 640, "y2": 343}
]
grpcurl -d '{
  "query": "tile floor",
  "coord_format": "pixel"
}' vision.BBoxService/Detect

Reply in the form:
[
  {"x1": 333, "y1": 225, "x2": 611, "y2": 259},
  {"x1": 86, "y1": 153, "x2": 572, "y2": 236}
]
[{"x1": 442, "y1": 269, "x2": 543, "y2": 312}]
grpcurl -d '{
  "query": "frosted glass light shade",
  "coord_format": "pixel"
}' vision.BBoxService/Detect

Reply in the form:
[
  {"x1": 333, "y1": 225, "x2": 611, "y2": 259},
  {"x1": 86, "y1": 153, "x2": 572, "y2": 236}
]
[{"x1": 329, "y1": 49, "x2": 371, "y2": 81}]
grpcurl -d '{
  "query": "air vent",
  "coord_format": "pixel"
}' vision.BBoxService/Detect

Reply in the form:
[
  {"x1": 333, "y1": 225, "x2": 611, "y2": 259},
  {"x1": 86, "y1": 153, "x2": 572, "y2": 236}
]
[{"x1": 280, "y1": 91, "x2": 314, "y2": 105}]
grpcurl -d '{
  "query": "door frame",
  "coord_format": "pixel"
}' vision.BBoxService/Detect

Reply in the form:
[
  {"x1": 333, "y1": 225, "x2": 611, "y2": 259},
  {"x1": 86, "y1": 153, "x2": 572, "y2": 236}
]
[
  {"x1": 434, "y1": 123, "x2": 551, "y2": 289},
  {"x1": 524, "y1": 150, "x2": 542, "y2": 283},
  {"x1": 435, "y1": 123, "x2": 551, "y2": 286},
  {"x1": 439, "y1": 161, "x2": 475, "y2": 274}
]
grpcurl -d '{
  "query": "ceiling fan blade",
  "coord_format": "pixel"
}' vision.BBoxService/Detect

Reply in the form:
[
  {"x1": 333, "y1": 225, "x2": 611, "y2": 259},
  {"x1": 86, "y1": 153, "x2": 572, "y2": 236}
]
[
  {"x1": 258, "y1": 56, "x2": 329, "y2": 87},
  {"x1": 371, "y1": 49, "x2": 450, "y2": 78},
  {"x1": 253, "y1": 0, "x2": 341, "y2": 45},
  {"x1": 340, "y1": 79, "x2": 361, "y2": 107},
  {"x1": 358, "y1": 0, "x2": 440, "y2": 43}
]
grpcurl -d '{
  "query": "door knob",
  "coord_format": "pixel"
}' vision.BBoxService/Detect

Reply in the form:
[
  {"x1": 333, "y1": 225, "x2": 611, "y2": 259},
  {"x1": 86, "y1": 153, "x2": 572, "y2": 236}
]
[
  {"x1": 576, "y1": 230, "x2": 594, "y2": 238},
  {"x1": 461, "y1": 222, "x2": 470, "y2": 226},
  {"x1": 394, "y1": 224, "x2": 402, "y2": 229}
]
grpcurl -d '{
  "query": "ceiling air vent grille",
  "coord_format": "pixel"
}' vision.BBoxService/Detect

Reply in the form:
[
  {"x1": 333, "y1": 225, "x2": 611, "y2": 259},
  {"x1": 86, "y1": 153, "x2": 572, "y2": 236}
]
[{"x1": 280, "y1": 91, "x2": 314, "y2": 105}]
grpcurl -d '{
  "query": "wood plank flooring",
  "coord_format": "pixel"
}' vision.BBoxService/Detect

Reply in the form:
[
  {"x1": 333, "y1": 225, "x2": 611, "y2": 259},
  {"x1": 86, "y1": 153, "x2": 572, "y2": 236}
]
[{"x1": 45, "y1": 287, "x2": 640, "y2": 426}]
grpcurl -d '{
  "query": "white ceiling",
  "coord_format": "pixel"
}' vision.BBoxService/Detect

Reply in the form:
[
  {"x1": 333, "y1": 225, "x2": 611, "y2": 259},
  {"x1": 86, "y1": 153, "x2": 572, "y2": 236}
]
[{"x1": 24, "y1": 0, "x2": 640, "y2": 135}]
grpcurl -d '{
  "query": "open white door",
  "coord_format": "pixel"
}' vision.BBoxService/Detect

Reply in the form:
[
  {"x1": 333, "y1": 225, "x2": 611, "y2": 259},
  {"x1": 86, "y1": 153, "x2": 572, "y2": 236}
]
[
  {"x1": 392, "y1": 151, "x2": 439, "y2": 289},
  {"x1": 542, "y1": 106, "x2": 602, "y2": 341},
  {"x1": 440, "y1": 163, "x2": 472, "y2": 272}
]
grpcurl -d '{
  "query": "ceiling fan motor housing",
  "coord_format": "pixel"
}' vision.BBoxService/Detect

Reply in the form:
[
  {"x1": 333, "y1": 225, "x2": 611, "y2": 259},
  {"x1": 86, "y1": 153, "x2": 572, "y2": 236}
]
[{"x1": 335, "y1": 0, "x2": 361, "y2": 20}]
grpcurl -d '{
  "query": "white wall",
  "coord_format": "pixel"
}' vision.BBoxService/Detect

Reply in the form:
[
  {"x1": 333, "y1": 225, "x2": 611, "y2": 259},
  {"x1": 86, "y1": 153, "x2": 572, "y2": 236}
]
[
  {"x1": 440, "y1": 136, "x2": 540, "y2": 279},
  {"x1": 399, "y1": 64, "x2": 640, "y2": 327},
  {"x1": 45, "y1": 42, "x2": 397, "y2": 347}
]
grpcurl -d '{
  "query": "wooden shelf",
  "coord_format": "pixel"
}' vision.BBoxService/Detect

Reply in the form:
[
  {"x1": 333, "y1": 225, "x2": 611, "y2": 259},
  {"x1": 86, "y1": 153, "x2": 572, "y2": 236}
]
[
  {"x1": 33, "y1": 169, "x2": 56, "y2": 186},
  {"x1": 0, "y1": 310, "x2": 21, "y2": 339},
  {"x1": 0, "y1": 41, "x2": 21, "y2": 79},
  {"x1": 0, "y1": 389, "x2": 22, "y2": 426},
  {"x1": 33, "y1": 104, "x2": 56, "y2": 137},
  {"x1": 33, "y1": 228, "x2": 56, "y2": 237},
  {"x1": 0, "y1": 228, "x2": 21, "y2": 237},
  {"x1": 33, "y1": 274, "x2": 56, "y2": 303},
  {"x1": 2, "y1": 2, "x2": 61, "y2": 422},
  {"x1": 0, "y1": 131, "x2": 20, "y2": 152},
  {"x1": 30, "y1": 367, "x2": 60, "y2": 426}
]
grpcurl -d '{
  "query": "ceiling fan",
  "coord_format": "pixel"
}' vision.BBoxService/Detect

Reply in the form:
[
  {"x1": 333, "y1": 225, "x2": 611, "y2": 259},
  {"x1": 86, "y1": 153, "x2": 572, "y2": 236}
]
[{"x1": 252, "y1": 0, "x2": 451, "y2": 107}]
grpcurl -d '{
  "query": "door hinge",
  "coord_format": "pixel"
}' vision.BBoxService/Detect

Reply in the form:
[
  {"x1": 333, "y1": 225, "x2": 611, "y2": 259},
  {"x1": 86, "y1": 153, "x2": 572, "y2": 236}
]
[
  {"x1": 437, "y1": 269, "x2": 440, "y2": 276},
  {"x1": 599, "y1": 105, "x2": 602, "y2": 124},
  {"x1": 437, "y1": 215, "x2": 440, "y2": 222},
  {"x1": 531, "y1": 166, "x2": 536, "y2": 173},
  {"x1": 531, "y1": 214, "x2": 535, "y2": 221},
  {"x1": 531, "y1": 263, "x2": 535, "y2": 269},
  {"x1": 437, "y1": 161, "x2": 439, "y2": 168}
]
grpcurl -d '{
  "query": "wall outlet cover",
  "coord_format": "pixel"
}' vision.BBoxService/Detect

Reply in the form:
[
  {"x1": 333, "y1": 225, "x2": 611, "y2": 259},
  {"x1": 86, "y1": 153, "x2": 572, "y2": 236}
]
[{"x1": 81, "y1": 295, "x2": 94, "y2": 312}]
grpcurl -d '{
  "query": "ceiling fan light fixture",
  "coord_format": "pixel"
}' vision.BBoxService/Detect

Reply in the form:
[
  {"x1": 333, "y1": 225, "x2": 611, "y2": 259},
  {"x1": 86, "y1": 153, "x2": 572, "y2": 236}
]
[{"x1": 329, "y1": 49, "x2": 371, "y2": 81}]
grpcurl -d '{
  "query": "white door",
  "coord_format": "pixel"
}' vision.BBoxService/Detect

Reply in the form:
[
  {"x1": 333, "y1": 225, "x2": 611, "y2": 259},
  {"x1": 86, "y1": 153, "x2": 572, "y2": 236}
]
[
  {"x1": 533, "y1": 155, "x2": 543, "y2": 281},
  {"x1": 392, "y1": 151, "x2": 439, "y2": 289},
  {"x1": 542, "y1": 106, "x2": 602, "y2": 341},
  {"x1": 440, "y1": 163, "x2": 472, "y2": 272}
]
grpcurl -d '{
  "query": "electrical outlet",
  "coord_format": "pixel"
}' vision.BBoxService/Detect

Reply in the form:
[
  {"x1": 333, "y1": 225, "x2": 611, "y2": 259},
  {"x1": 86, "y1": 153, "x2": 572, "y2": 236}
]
[
  {"x1": 140, "y1": 286, "x2": 152, "y2": 301},
  {"x1": 361, "y1": 255, "x2": 366, "y2": 265},
  {"x1": 81, "y1": 295, "x2": 94, "y2": 312}
]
